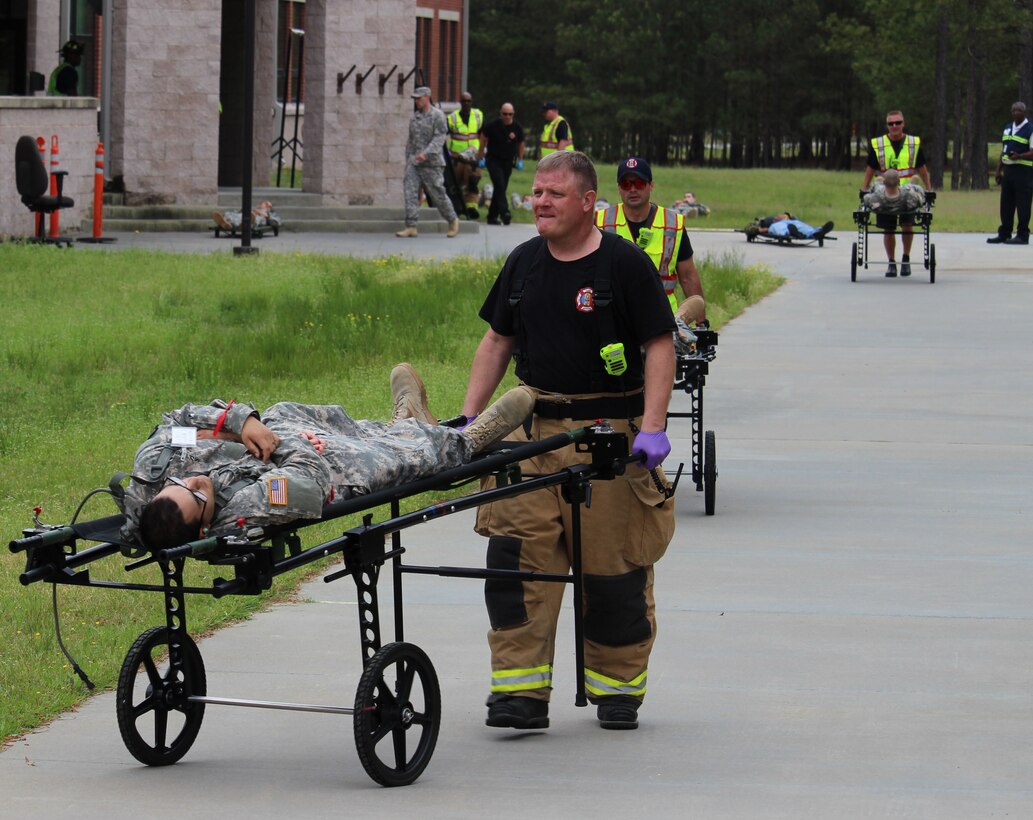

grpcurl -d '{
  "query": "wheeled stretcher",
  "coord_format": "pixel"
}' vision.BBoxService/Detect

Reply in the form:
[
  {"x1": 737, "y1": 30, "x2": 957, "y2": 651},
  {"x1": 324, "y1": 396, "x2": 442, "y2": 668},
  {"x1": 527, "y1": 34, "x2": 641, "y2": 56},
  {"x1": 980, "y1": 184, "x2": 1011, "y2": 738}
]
[
  {"x1": 667, "y1": 326, "x2": 718, "y2": 515},
  {"x1": 10, "y1": 424, "x2": 637, "y2": 788},
  {"x1": 851, "y1": 190, "x2": 937, "y2": 283}
]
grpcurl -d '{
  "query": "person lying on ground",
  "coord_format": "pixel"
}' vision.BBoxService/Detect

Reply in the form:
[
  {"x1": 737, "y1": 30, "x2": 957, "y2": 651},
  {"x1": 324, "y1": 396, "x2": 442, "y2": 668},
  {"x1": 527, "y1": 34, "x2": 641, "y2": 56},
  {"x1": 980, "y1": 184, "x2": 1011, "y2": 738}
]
[
  {"x1": 212, "y1": 200, "x2": 282, "y2": 233},
  {"x1": 743, "y1": 213, "x2": 834, "y2": 240},
  {"x1": 119, "y1": 364, "x2": 535, "y2": 549}
]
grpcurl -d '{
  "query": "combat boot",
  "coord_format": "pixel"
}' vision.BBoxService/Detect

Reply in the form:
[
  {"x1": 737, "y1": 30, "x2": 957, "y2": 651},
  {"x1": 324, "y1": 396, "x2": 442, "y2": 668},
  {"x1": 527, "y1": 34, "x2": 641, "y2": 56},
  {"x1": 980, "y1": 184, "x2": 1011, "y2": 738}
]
[
  {"x1": 596, "y1": 696, "x2": 640, "y2": 730},
  {"x1": 446, "y1": 218, "x2": 460, "y2": 238},
  {"x1": 395, "y1": 226, "x2": 418, "y2": 238},
  {"x1": 463, "y1": 386, "x2": 535, "y2": 453},
  {"x1": 390, "y1": 363, "x2": 438, "y2": 425}
]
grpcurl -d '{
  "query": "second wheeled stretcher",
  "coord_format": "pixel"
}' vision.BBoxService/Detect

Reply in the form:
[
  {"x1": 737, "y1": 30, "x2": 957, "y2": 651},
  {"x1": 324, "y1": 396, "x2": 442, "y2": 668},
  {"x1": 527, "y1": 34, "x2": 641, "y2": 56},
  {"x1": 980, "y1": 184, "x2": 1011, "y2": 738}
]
[
  {"x1": 667, "y1": 324, "x2": 718, "y2": 515},
  {"x1": 10, "y1": 424, "x2": 639, "y2": 788},
  {"x1": 851, "y1": 190, "x2": 937, "y2": 283}
]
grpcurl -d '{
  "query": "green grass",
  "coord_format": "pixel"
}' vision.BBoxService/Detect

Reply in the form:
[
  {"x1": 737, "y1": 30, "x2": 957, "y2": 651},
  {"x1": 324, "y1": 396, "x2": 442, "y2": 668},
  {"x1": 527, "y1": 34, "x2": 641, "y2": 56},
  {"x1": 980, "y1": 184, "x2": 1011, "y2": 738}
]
[
  {"x1": 0, "y1": 244, "x2": 780, "y2": 743},
  {"x1": 484, "y1": 164, "x2": 999, "y2": 233}
]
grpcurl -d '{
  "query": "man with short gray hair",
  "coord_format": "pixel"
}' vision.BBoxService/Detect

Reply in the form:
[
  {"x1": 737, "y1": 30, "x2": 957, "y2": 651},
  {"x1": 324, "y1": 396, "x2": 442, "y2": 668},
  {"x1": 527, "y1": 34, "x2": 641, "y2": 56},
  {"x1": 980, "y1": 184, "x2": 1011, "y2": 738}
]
[{"x1": 397, "y1": 87, "x2": 460, "y2": 238}]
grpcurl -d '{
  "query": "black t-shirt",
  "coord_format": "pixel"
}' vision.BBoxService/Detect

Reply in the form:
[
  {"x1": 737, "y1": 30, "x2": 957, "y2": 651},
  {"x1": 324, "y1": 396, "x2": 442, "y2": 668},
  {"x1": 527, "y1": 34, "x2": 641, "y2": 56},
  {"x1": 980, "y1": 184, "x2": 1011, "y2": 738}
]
[
  {"x1": 479, "y1": 233, "x2": 674, "y2": 393},
  {"x1": 481, "y1": 118, "x2": 525, "y2": 162},
  {"x1": 626, "y1": 205, "x2": 694, "y2": 262},
  {"x1": 866, "y1": 136, "x2": 927, "y2": 170}
]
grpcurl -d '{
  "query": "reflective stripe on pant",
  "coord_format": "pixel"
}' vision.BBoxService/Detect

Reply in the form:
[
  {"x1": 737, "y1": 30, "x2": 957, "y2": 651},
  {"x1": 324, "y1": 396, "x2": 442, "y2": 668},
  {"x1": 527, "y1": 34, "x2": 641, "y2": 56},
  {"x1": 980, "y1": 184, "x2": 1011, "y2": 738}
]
[{"x1": 476, "y1": 409, "x2": 674, "y2": 702}]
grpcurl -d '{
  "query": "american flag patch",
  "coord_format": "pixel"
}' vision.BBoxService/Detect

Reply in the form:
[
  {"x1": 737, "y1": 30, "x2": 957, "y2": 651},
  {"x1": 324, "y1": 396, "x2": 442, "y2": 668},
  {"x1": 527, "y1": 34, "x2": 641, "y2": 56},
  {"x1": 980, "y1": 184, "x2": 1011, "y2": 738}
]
[{"x1": 267, "y1": 477, "x2": 288, "y2": 506}]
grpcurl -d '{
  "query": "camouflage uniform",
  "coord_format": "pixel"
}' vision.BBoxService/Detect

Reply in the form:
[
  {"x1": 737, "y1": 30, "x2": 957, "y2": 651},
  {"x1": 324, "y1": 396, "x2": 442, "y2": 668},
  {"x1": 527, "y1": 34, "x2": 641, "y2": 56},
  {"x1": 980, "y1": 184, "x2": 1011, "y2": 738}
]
[
  {"x1": 403, "y1": 105, "x2": 458, "y2": 227},
  {"x1": 864, "y1": 183, "x2": 925, "y2": 213},
  {"x1": 120, "y1": 402, "x2": 471, "y2": 542}
]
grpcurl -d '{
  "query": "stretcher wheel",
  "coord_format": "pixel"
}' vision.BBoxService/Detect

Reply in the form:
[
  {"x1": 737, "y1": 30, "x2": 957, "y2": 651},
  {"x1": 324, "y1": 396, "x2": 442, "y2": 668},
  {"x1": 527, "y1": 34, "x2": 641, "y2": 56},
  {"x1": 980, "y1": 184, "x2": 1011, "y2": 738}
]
[
  {"x1": 116, "y1": 626, "x2": 206, "y2": 766},
  {"x1": 353, "y1": 641, "x2": 440, "y2": 787},
  {"x1": 850, "y1": 243, "x2": 858, "y2": 282},
  {"x1": 929, "y1": 244, "x2": 936, "y2": 283},
  {"x1": 704, "y1": 430, "x2": 717, "y2": 516}
]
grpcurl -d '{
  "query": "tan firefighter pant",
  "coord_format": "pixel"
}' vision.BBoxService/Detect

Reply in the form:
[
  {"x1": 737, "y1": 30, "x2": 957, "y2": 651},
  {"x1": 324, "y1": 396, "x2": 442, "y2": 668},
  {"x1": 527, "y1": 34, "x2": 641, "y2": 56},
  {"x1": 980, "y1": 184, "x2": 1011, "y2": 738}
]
[{"x1": 475, "y1": 402, "x2": 676, "y2": 703}]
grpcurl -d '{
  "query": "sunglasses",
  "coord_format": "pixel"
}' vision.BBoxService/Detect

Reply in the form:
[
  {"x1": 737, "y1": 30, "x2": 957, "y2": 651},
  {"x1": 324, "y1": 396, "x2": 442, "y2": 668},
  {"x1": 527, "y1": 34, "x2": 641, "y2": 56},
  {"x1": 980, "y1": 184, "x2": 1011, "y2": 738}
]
[
  {"x1": 165, "y1": 475, "x2": 208, "y2": 506},
  {"x1": 887, "y1": 120, "x2": 904, "y2": 126},
  {"x1": 619, "y1": 177, "x2": 649, "y2": 191}
]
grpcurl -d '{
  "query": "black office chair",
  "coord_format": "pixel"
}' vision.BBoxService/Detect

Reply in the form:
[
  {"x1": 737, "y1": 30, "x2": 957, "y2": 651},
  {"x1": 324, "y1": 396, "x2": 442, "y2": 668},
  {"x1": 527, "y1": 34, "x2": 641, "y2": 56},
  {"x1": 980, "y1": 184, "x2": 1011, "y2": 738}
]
[{"x1": 15, "y1": 135, "x2": 74, "y2": 244}]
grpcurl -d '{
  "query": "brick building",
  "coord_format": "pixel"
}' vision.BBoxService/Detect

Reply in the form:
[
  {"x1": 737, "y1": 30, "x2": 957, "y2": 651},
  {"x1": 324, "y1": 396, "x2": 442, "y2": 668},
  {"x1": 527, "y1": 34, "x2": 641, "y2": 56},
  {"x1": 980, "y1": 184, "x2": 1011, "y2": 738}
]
[{"x1": 0, "y1": 0, "x2": 469, "y2": 236}]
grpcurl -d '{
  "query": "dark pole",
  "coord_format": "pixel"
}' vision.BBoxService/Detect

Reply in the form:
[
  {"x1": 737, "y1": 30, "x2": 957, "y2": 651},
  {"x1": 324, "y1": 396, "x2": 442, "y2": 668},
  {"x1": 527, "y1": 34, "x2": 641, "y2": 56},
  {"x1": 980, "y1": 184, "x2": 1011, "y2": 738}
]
[
  {"x1": 236, "y1": 0, "x2": 258, "y2": 256},
  {"x1": 289, "y1": 30, "x2": 304, "y2": 188},
  {"x1": 274, "y1": 22, "x2": 293, "y2": 188}
]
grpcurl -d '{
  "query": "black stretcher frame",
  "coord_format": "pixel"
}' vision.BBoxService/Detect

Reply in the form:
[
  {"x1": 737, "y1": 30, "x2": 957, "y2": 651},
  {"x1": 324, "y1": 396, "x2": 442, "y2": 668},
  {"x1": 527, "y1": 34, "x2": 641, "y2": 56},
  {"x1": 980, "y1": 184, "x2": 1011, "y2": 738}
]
[
  {"x1": 851, "y1": 191, "x2": 937, "y2": 283},
  {"x1": 10, "y1": 424, "x2": 636, "y2": 788}
]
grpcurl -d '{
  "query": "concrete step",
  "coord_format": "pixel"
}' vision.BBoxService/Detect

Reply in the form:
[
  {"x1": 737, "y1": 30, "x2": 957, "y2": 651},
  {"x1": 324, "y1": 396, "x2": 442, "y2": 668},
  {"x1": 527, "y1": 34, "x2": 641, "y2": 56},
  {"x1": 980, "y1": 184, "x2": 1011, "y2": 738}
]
[{"x1": 98, "y1": 214, "x2": 479, "y2": 235}]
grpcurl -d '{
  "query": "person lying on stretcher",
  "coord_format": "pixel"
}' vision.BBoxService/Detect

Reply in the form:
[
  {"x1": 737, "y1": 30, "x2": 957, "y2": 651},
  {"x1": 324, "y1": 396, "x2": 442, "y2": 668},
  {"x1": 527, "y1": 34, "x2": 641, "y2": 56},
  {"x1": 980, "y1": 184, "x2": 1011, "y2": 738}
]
[
  {"x1": 743, "y1": 213, "x2": 834, "y2": 240},
  {"x1": 120, "y1": 365, "x2": 534, "y2": 550}
]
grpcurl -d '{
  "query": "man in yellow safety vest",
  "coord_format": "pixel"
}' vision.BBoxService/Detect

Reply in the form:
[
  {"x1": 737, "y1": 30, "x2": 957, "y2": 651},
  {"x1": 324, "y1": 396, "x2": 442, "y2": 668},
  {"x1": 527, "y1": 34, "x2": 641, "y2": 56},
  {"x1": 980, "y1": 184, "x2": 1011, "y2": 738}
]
[
  {"x1": 448, "y1": 91, "x2": 484, "y2": 208},
  {"x1": 539, "y1": 101, "x2": 574, "y2": 157},
  {"x1": 861, "y1": 110, "x2": 933, "y2": 277},
  {"x1": 595, "y1": 156, "x2": 706, "y2": 325}
]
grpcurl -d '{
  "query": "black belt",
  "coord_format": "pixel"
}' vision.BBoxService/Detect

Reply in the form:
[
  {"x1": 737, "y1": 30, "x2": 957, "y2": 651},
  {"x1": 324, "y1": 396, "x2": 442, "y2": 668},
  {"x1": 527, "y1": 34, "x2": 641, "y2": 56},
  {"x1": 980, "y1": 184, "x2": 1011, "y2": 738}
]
[{"x1": 533, "y1": 393, "x2": 644, "y2": 421}]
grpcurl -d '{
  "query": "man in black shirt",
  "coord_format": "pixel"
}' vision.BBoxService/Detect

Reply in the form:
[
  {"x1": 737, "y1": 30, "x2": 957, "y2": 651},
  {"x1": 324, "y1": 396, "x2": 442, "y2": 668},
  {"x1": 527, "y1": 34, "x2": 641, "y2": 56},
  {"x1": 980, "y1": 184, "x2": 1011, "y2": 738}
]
[
  {"x1": 462, "y1": 151, "x2": 676, "y2": 733},
  {"x1": 478, "y1": 103, "x2": 526, "y2": 225}
]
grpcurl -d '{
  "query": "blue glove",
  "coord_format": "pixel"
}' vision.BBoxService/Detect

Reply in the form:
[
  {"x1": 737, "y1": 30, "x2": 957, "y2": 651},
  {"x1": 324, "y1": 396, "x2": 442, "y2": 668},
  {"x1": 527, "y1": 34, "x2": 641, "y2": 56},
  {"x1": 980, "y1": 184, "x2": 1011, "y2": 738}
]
[
  {"x1": 478, "y1": 158, "x2": 486, "y2": 168},
  {"x1": 516, "y1": 159, "x2": 524, "y2": 171},
  {"x1": 631, "y1": 430, "x2": 670, "y2": 470},
  {"x1": 457, "y1": 414, "x2": 477, "y2": 431}
]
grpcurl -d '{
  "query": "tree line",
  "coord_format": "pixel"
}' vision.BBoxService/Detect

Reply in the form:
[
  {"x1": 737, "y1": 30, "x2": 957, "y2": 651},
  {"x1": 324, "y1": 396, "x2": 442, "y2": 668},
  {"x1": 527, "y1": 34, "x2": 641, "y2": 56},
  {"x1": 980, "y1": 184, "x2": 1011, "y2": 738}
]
[{"x1": 470, "y1": 0, "x2": 1033, "y2": 189}]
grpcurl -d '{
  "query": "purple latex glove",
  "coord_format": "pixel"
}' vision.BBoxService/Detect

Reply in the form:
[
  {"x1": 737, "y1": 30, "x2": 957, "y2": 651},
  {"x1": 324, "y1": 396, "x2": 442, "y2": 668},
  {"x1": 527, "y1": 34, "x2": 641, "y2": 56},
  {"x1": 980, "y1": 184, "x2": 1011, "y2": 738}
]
[
  {"x1": 457, "y1": 414, "x2": 477, "y2": 432},
  {"x1": 631, "y1": 430, "x2": 670, "y2": 470}
]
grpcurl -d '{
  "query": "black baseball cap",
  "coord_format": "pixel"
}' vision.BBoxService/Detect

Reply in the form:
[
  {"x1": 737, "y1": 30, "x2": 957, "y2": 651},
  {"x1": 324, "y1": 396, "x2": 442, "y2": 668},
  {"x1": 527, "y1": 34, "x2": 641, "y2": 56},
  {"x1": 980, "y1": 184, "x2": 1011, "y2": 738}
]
[{"x1": 617, "y1": 156, "x2": 652, "y2": 183}]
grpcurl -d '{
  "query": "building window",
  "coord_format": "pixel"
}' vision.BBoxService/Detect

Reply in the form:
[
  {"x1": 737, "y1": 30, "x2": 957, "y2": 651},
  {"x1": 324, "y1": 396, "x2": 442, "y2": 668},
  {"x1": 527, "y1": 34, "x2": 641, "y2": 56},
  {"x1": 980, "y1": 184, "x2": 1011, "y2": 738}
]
[
  {"x1": 438, "y1": 18, "x2": 457, "y2": 100},
  {"x1": 415, "y1": 16, "x2": 432, "y2": 88},
  {"x1": 276, "y1": 1, "x2": 305, "y2": 104}
]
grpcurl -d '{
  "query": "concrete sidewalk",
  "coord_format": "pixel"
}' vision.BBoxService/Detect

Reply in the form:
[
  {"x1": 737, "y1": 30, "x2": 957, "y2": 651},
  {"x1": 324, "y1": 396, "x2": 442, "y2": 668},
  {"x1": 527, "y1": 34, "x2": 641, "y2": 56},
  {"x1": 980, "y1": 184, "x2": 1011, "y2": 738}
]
[{"x1": 4, "y1": 230, "x2": 1032, "y2": 818}]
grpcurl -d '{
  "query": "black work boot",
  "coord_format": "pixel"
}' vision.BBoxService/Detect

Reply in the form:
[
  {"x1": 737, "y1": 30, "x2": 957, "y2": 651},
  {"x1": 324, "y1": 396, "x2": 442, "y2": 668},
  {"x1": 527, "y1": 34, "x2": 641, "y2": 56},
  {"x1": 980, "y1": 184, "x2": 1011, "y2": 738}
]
[
  {"x1": 596, "y1": 695, "x2": 640, "y2": 730},
  {"x1": 485, "y1": 693, "x2": 549, "y2": 729}
]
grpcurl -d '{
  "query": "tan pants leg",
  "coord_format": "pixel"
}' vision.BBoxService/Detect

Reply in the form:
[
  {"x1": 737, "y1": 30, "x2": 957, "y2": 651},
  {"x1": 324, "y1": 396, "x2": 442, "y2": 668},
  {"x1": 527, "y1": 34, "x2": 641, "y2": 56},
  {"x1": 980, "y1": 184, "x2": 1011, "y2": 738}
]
[{"x1": 476, "y1": 410, "x2": 675, "y2": 703}]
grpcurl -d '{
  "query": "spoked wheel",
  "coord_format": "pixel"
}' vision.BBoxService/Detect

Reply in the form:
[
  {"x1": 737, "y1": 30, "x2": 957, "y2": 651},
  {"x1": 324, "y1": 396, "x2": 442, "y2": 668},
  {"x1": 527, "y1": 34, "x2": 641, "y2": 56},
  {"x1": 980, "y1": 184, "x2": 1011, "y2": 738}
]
[
  {"x1": 704, "y1": 430, "x2": 717, "y2": 516},
  {"x1": 929, "y1": 244, "x2": 936, "y2": 283},
  {"x1": 354, "y1": 642, "x2": 440, "y2": 787},
  {"x1": 850, "y1": 242, "x2": 858, "y2": 282},
  {"x1": 116, "y1": 626, "x2": 206, "y2": 766}
]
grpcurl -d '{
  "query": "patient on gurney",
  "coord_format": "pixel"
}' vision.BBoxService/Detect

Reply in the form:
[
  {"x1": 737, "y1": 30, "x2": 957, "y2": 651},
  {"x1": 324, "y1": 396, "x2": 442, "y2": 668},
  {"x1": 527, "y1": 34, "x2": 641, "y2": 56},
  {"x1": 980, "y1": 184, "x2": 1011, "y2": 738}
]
[
  {"x1": 862, "y1": 169, "x2": 926, "y2": 213},
  {"x1": 744, "y1": 213, "x2": 834, "y2": 240},
  {"x1": 122, "y1": 365, "x2": 533, "y2": 549}
]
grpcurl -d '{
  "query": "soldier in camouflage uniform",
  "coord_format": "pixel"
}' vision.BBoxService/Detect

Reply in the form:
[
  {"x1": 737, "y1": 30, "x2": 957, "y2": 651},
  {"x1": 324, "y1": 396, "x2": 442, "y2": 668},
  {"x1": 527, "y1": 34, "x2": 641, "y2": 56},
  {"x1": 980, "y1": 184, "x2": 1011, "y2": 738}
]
[
  {"x1": 120, "y1": 365, "x2": 535, "y2": 548},
  {"x1": 397, "y1": 86, "x2": 460, "y2": 238}
]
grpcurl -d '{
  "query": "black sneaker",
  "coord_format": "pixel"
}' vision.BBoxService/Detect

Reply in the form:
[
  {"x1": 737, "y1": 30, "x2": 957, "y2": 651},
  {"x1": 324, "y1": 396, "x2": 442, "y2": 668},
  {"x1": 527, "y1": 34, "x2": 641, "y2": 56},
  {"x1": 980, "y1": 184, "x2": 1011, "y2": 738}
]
[
  {"x1": 787, "y1": 223, "x2": 804, "y2": 239},
  {"x1": 1005, "y1": 235, "x2": 1029, "y2": 245},
  {"x1": 885, "y1": 262, "x2": 898, "y2": 278},
  {"x1": 485, "y1": 694, "x2": 549, "y2": 729},
  {"x1": 814, "y1": 220, "x2": 834, "y2": 239},
  {"x1": 900, "y1": 260, "x2": 911, "y2": 277},
  {"x1": 987, "y1": 235, "x2": 1009, "y2": 244},
  {"x1": 596, "y1": 696, "x2": 640, "y2": 730},
  {"x1": 501, "y1": 214, "x2": 512, "y2": 225}
]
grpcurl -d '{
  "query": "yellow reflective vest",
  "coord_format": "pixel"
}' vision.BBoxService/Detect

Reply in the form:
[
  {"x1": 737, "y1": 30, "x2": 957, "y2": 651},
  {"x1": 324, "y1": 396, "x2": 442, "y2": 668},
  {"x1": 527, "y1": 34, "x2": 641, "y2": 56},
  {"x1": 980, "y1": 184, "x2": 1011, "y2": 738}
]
[
  {"x1": 596, "y1": 203, "x2": 683, "y2": 312},
  {"x1": 540, "y1": 115, "x2": 574, "y2": 156},
  {"x1": 870, "y1": 134, "x2": 922, "y2": 184},
  {"x1": 447, "y1": 108, "x2": 483, "y2": 153},
  {"x1": 1002, "y1": 120, "x2": 1033, "y2": 168}
]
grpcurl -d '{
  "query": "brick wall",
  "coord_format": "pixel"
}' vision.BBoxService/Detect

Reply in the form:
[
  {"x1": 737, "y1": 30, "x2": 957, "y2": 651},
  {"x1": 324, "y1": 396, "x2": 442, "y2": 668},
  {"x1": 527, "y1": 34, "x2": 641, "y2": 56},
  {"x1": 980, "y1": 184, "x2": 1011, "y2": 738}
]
[
  {"x1": 108, "y1": 0, "x2": 222, "y2": 204},
  {"x1": 304, "y1": 0, "x2": 414, "y2": 208}
]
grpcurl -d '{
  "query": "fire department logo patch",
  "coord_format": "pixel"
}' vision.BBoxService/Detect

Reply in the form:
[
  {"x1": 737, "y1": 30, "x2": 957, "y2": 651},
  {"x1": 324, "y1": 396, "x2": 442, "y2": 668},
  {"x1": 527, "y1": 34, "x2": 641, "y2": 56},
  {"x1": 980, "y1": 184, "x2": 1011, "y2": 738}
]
[
  {"x1": 575, "y1": 287, "x2": 595, "y2": 312},
  {"x1": 626, "y1": 158, "x2": 638, "y2": 168}
]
